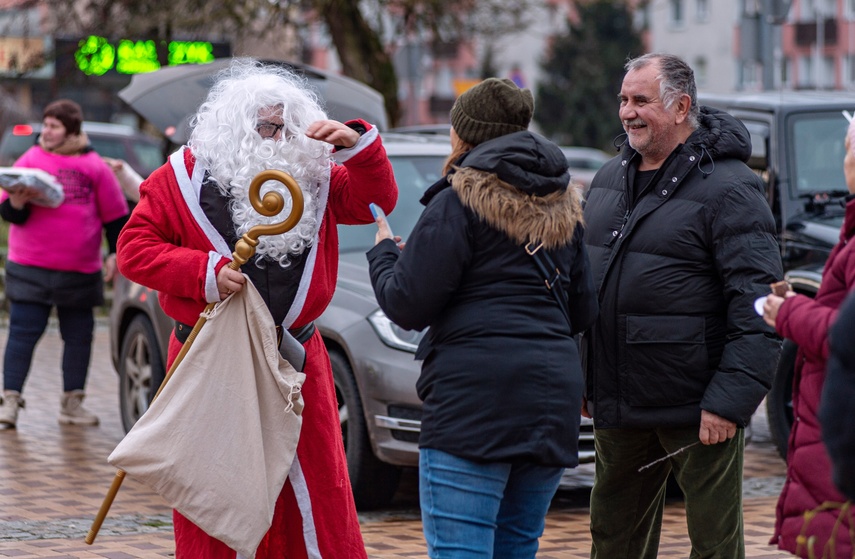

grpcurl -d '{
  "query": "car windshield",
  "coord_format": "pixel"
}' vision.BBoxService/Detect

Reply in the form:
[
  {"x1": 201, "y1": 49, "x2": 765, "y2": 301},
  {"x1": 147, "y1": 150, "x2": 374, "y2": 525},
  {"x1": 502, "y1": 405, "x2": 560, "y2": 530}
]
[
  {"x1": 566, "y1": 157, "x2": 605, "y2": 171},
  {"x1": 338, "y1": 154, "x2": 446, "y2": 252},
  {"x1": 0, "y1": 132, "x2": 37, "y2": 166},
  {"x1": 87, "y1": 136, "x2": 163, "y2": 177},
  {"x1": 789, "y1": 111, "x2": 850, "y2": 196},
  {"x1": 131, "y1": 142, "x2": 166, "y2": 177}
]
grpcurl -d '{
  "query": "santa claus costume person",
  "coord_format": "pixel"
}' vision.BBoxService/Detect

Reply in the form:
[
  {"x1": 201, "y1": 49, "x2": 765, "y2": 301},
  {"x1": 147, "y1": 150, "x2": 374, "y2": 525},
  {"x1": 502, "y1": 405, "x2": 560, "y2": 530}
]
[{"x1": 117, "y1": 59, "x2": 397, "y2": 559}]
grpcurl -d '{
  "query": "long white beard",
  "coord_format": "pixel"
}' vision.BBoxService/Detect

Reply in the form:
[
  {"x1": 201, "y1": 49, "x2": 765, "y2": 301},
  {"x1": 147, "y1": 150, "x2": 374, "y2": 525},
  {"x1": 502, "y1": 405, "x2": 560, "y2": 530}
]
[{"x1": 205, "y1": 135, "x2": 331, "y2": 267}]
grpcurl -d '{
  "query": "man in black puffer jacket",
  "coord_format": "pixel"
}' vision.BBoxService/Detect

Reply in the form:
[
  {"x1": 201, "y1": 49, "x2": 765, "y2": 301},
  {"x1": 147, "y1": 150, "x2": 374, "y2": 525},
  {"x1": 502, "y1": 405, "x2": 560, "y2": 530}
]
[{"x1": 582, "y1": 53, "x2": 783, "y2": 558}]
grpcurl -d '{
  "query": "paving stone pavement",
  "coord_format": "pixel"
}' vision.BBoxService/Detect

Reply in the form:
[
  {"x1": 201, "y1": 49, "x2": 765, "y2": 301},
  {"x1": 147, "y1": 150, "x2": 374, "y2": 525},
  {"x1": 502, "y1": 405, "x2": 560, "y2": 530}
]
[{"x1": 0, "y1": 324, "x2": 793, "y2": 558}]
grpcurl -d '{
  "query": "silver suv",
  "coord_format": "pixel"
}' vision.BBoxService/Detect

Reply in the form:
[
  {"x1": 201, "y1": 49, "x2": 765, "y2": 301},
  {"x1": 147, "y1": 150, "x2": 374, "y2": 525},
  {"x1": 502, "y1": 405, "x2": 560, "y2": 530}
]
[
  {"x1": 109, "y1": 132, "x2": 595, "y2": 509},
  {"x1": 0, "y1": 121, "x2": 164, "y2": 178}
]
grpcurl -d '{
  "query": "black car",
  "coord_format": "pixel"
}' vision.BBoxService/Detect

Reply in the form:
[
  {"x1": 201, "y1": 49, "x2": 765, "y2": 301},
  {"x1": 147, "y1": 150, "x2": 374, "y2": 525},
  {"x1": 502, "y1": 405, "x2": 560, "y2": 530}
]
[{"x1": 701, "y1": 91, "x2": 853, "y2": 458}]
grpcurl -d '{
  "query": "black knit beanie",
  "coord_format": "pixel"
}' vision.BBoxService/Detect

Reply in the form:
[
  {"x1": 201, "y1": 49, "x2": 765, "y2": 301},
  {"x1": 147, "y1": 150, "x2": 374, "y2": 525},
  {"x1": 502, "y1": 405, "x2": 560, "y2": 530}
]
[{"x1": 450, "y1": 78, "x2": 533, "y2": 145}]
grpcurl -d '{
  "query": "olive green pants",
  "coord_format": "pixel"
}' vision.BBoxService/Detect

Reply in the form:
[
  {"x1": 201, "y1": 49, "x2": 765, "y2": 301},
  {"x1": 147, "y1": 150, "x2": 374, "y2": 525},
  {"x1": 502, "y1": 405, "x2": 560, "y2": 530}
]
[{"x1": 590, "y1": 426, "x2": 745, "y2": 559}]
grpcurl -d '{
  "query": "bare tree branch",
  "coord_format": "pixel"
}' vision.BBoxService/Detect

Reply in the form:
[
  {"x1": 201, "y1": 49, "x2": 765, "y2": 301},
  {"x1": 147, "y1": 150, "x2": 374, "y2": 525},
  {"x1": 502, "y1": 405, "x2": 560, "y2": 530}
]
[{"x1": 36, "y1": 0, "x2": 537, "y2": 127}]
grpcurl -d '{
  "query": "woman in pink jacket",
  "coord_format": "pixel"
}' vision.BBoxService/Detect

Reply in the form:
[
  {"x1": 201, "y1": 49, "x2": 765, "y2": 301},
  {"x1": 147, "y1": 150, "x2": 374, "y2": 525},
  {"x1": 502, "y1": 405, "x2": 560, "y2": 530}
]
[
  {"x1": 0, "y1": 99, "x2": 128, "y2": 429},
  {"x1": 764, "y1": 117, "x2": 855, "y2": 557}
]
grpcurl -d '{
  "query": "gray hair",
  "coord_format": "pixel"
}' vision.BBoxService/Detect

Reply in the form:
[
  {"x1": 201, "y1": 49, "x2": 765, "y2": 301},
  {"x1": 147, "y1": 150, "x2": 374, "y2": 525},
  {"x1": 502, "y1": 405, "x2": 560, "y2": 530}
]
[{"x1": 626, "y1": 53, "x2": 699, "y2": 129}]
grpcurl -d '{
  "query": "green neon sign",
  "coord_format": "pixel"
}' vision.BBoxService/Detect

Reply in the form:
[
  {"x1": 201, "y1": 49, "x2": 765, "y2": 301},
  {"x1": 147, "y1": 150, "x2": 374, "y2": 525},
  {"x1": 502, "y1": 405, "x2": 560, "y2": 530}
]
[
  {"x1": 75, "y1": 35, "x2": 115, "y2": 76},
  {"x1": 116, "y1": 39, "x2": 160, "y2": 74},
  {"x1": 168, "y1": 41, "x2": 214, "y2": 66},
  {"x1": 73, "y1": 36, "x2": 216, "y2": 75}
]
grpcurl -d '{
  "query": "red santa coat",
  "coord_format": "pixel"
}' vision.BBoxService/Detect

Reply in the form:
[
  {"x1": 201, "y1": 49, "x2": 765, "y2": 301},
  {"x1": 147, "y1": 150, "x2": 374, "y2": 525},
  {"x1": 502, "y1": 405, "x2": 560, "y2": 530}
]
[
  {"x1": 117, "y1": 123, "x2": 397, "y2": 559},
  {"x1": 771, "y1": 196, "x2": 855, "y2": 558}
]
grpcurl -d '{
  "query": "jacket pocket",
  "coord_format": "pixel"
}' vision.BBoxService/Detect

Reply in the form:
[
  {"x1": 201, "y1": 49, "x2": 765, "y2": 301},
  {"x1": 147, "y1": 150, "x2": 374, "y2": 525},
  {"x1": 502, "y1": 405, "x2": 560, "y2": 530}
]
[{"x1": 623, "y1": 314, "x2": 709, "y2": 407}]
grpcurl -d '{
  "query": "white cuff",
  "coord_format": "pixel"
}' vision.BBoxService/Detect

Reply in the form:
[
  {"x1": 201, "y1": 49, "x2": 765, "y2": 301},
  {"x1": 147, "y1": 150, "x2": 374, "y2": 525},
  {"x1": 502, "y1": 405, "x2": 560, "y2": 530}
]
[
  {"x1": 332, "y1": 125, "x2": 379, "y2": 164},
  {"x1": 205, "y1": 251, "x2": 223, "y2": 303}
]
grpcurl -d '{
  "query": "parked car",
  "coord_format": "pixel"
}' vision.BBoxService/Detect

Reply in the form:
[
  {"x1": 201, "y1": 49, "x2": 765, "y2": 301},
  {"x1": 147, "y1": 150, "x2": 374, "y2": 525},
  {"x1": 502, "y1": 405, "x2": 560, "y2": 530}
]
[
  {"x1": 387, "y1": 125, "x2": 610, "y2": 194},
  {"x1": 700, "y1": 91, "x2": 853, "y2": 459},
  {"x1": 120, "y1": 58, "x2": 390, "y2": 145},
  {"x1": 0, "y1": 121, "x2": 164, "y2": 178},
  {"x1": 388, "y1": 124, "x2": 451, "y2": 136},
  {"x1": 108, "y1": 131, "x2": 596, "y2": 509},
  {"x1": 561, "y1": 146, "x2": 611, "y2": 193}
]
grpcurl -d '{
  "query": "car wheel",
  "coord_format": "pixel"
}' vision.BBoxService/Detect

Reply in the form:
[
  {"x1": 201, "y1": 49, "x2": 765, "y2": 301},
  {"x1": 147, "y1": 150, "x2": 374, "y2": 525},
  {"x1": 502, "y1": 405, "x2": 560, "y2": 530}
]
[
  {"x1": 118, "y1": 315, "x2": 166, "y2": 433},
  {"x1": 329, "y1": 349, "x2": 402, "y2": 509},
  {"x1": 766, "y1": 338, "x2": 797, "y2": 461}
]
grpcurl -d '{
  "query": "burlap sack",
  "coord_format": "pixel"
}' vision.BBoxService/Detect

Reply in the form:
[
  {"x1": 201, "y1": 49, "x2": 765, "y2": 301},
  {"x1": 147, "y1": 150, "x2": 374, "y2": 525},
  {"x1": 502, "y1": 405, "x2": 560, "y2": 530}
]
[{"x1": 108, "y1": 279, "x2": 305, "y2": 559}]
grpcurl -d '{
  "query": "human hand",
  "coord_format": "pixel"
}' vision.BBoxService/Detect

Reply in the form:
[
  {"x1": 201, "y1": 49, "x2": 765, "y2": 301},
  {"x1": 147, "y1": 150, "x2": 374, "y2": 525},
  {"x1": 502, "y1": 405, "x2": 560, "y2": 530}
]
[
  {"x1": 373, "y1": 215, "x2": 403, "y2": 248},
  {"x1": 581, "y1": 396, "x2": 592, "y2": 419},
  {"x1": 103, "y1": 254, "x2": 118, "y2": 282},
  {"x1": 306, "y1": 120, "x2": 360, "y2": 148},
  {"x1": 699, "y1": 410, "x2": 737, "y2": 445},
  {"x1": 7, "y1": 186, "x2": 40, "y2": 209},
  {"x1": 216, "y1": 266, "x2": 246, "y2": 300},
  {"x1": 762, "y1": 291, "x2": 796, "y2": 328},
  {"x1": 103, "y1": 157, "x2": 124, "y2": 173}
]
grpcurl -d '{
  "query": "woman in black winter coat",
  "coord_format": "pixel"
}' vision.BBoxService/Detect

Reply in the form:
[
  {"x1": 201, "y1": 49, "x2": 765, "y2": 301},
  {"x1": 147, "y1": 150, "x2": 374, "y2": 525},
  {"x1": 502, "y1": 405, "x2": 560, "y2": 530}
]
[{"x1": 367, "y1": 78, "x2": 598, "y2": 559}]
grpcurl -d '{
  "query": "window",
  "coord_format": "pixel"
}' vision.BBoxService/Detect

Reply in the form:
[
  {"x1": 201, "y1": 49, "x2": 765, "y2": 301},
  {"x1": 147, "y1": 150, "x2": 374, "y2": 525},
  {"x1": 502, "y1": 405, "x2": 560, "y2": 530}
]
[
  {"x1": 800, "y1": 0, "x2": 833, "y2": 18},
  {"x1": 337, "y1": 153, "x2": 447, "y2": 252},
  {"x1": 669, "y1": 0, "x2": 685, "y2": 27},
  {"x1": 790, "y1": 112, "x2": 848, "y2": 196},
  {"x1": 845, "y1": 55, "x2": 855, "y2": 86},
  {"x1": 740, "y1": 120, "x2": 770, "y2": 173},
  {"x1": 634, "y1": 3, "x2": 651, "y2": 31},
  {"x1": 696, "y1": 0, "x2": 709, "y2": 22},
  {"x1": 848, "y1": 0, "x2": 855, "y2": 19},
  {"x1": 781, "y1": 57, "x2": 793, "y2": 89},
  {"x1": 740, "y1": 60, "x2": 761, "y2": 90},
  {"x1": 821, "y1": 55, "x2": 835, "y2": 89},
  {"x1": 695, "y1": 56, "x2": 708, "y2": 88},
  {"x1": 819, "y1": 0, "x2": 835, "y2": 17},
  {"x1": 799, "y1": 55, "x2": 814, "y2": 87},
  {"x1": 742, "y1": 0, "x2": 761, "y2": 16}
]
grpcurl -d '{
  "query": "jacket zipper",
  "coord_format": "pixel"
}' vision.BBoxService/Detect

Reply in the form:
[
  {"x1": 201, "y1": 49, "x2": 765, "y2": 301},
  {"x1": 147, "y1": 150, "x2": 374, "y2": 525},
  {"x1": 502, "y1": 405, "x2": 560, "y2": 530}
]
[{"x1": 606, "y1": 209, "x2": 630, "y2": 248}]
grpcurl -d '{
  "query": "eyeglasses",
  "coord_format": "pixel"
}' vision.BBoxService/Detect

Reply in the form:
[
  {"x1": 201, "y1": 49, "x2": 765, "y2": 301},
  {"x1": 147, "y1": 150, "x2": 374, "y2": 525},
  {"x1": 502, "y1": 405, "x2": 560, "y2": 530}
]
[{"x1": 256, "y1": 122, "x2": 285, "y2": 139}]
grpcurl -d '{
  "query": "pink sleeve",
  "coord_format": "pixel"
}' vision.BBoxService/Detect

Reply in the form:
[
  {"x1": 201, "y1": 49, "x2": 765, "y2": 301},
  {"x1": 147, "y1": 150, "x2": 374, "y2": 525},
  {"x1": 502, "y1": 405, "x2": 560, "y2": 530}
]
[{"x1": 2, "y1": 148, "x2": 35, "y2": 203}]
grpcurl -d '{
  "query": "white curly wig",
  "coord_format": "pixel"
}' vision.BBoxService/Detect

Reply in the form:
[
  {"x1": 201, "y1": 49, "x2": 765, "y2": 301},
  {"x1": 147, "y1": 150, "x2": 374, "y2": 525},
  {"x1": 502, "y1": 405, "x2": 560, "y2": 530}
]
[{"x1": 188, "y1": 58, "x2": 331, "y2": 266}]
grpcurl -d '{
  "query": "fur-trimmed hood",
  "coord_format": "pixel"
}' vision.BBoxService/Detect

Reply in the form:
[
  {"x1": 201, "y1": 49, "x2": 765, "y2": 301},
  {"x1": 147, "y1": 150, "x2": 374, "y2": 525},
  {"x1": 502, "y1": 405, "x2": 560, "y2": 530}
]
[
  {"x1": 422, "y1": 130, "x2": 583, "y2": 250},
  {"x1": 452, "y1": 168, "x2": 583, "y2": 250}
]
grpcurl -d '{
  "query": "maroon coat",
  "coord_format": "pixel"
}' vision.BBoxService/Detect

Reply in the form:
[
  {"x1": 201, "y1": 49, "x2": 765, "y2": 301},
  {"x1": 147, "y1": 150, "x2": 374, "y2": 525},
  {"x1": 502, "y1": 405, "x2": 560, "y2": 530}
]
[{"x1": 771, "y1": 196, "x2": 855, "y2": 557}]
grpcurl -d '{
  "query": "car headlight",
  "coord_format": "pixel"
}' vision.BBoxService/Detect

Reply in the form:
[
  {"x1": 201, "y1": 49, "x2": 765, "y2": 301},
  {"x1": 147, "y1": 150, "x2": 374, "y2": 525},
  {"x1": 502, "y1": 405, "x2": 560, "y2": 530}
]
[{"x1": 367, "y1": 309, "x2": 425, "y2": 353}]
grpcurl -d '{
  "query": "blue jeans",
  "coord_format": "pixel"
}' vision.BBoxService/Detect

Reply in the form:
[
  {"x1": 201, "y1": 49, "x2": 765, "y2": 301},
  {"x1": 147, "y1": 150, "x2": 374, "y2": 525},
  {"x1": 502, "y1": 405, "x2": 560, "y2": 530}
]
[
  {"x1": 419, "y1": 448, "x2": 564, "y2": 559},
  {"x1": 3, "y1": 301, "x2": 94, "y2": 393}
]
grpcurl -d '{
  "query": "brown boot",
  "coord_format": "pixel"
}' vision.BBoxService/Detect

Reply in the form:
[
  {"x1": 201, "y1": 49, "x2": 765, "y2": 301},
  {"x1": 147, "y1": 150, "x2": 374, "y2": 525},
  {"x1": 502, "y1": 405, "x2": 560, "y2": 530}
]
[
  {"x1": 59, "y1": 390, "x2": 99, "y2": 426},
  {"x1": 0, "y1": 390, "x2": 25, "y2": 428}
]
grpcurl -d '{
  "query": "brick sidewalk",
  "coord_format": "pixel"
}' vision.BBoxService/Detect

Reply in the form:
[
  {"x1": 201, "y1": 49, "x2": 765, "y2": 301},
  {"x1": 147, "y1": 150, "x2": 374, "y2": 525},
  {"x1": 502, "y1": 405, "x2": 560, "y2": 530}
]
[{"x1": 0, "y1": 326, "x2": 792, "y2": 558}]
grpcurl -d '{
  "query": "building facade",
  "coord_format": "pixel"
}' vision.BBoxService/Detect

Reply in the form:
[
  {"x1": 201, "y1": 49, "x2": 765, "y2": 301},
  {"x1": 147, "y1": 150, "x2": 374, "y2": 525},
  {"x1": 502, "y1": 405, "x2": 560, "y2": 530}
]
[
  {"x1": 644, "y1": 0, "x2": 740, "y2": 92},
  {"x1": 781, "y1": 0, "x2": 855, "y2": 90}
]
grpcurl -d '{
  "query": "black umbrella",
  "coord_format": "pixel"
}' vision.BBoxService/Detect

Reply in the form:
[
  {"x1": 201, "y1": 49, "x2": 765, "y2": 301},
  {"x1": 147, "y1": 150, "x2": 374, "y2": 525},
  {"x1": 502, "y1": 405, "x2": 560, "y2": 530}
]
[{"x1": 118, "y1": 58, "x2": 388, "y2": 144}]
